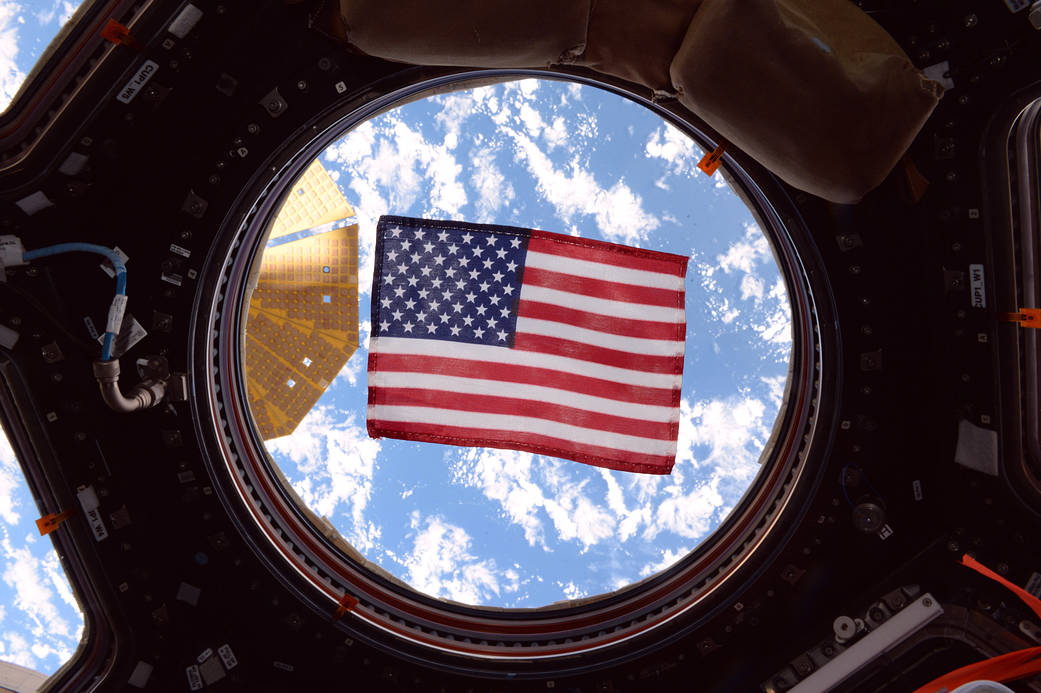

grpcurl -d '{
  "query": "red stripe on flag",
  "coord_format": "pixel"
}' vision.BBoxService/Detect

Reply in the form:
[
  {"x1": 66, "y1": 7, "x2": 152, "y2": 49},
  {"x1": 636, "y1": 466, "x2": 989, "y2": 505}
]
[
  {"x1": 367, "y1": 419, "x2": 676, "y2": 474},
  {"x1": 522, "y1": 267, "x2": 683, "y2": 308},
  {"x1": 370, "y1": 353, "x2": 680, "y2": 407},
  {"x1": 529, "y1": 232, "x2": 688, "y2": 277},
  {"x1": 370, "y1": 388, "x2": 678, "y2": 440},
  {"x1": 514, "y1": 333, "x2": 683, "y2": 374},
  {"x1": 517, "y1": 300, "x2": 684, "y2": 341}
]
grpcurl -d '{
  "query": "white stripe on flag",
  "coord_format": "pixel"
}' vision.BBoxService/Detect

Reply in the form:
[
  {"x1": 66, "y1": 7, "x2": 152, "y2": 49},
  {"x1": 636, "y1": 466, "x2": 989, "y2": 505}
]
[
  {"x1": 368, "y1": 371, "x2": 680, "y2": 422},
  {"x1": 526, "y1": 250, "x2": 685, "y2": 291},
  {"x1": 516, "y1": 317, "x2": 684, "y2": 357},
  {"x1": 519, "y1": 285, "x2": 685, "y2": 323},
  {"x1": 370, "y1": 337, "x2": 683, "y2": 390},
  {"x1": 368, "y1": 405, "x2": 678, "y2": 455}
]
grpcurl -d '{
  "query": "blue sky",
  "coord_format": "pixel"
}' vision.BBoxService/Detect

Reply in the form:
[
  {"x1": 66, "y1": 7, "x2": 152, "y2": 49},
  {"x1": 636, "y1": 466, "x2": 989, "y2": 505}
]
[
  {"x1": 0, "y1": 2, "x2": 791, "y2": 674},
  {"x1": 262, "y1": 79, "x2": 791, "y2": 608}
]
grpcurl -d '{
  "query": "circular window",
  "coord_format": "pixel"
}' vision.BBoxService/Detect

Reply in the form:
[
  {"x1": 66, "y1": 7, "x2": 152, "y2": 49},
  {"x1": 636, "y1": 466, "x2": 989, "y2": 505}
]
[
  {"x1": 205, "y1": 69, "x2": 828, "y2": 670},
  {"x1": 245, "y1": 78, "x2": 792, "y2": 609}
]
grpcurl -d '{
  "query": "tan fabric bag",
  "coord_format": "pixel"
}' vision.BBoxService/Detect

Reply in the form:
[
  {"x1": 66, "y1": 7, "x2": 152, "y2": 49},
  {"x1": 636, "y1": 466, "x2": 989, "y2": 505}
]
[{"x1": 339, "y1": 0, "x2": 942, "y2": 203}]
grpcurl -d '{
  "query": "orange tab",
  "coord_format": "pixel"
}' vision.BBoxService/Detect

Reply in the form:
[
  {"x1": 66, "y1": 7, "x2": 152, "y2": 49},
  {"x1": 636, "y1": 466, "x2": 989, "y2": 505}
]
[
  {"x1": 36, "y1": 509, "x2": 75, "y2": 535},
  {"x1": 100, "y1": 19, "x2": 142, "y2": 49},
  {"x1": 697, "y1": 141, "x2": 728, "y2": 177},
  {"x1": 998, "y1": 308, "x2": 1041, "y2": 327},
  {"x1": 334, "y1": 593, "x2": 358, "y2": 619},
  {"x1": 911, "y1": 555, "x2": 1041, "y2": 692},
  {"x1": 961, "y1": 554, "x2": 1041, "y2": 620}
]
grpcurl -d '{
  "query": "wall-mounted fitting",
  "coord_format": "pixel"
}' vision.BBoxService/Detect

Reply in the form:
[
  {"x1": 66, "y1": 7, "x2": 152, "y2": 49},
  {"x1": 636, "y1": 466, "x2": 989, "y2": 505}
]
[{"x1": 92, "y1": 357, "x2": 168, "y2": 412}]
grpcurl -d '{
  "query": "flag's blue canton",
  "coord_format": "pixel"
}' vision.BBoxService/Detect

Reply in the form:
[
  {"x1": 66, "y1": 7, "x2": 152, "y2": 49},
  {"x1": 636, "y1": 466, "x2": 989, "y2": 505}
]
[{"x1": 373, "y1": 221, "x2": 530, "y2": 347}]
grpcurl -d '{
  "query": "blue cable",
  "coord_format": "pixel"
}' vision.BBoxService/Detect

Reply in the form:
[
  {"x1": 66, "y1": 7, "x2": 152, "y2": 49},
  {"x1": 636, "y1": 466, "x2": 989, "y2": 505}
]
[{"x1": 22, "y1": 243, "x2": 127, "y2": 360}]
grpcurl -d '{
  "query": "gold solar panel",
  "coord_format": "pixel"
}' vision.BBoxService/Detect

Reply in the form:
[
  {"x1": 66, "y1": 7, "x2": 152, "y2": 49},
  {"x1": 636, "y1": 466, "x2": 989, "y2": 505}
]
[
  {"x1": 268, "y1": 159, "x2": 355, "y2": 240},
  {"x1": 244, "y1": 160, "x2": 359, "y2": 440}
]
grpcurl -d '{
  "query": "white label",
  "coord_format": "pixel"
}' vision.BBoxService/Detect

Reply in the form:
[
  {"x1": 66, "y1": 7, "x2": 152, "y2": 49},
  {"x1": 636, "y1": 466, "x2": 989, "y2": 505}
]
[
  {"x1": 186, "y1": 665, "x2": 203, "y2": 691},
  {"x1": 969, "y1": 264, "x2": 986, "y2": 308},
  {"x1": 14, "y1": 191, "x2": 53, "y2": 216},
  {"x1": 106, "y1": 294, "x2": 128, "y2": 334},
  {"x1": 922, "y1": 61, "x2": 955, "y2": 91},
  {"x1": 912, "y1": 480, "x2": 923, "y2": 501},
  {"x1": 169, "y1": 243, "x2": 191, "y2": 258},
  {"x1": 100, "y1": 246, "x2": 129, "y2": 278},
  {"x1": 1003, "y1": 0, "x2": 1030, "y2": 11},
  {"x1": 218, "y1": 644, "x2": 238, "y2": 669},
  {"x1": 117, "y1": 60, "x2": 159, "y2": 104},
  {"x1": 1027, "y1": 571, "x2": 1041, "y2": 598},
  {"x1": 127, "y1": 661, "x2": 153, "y2": 688},
  {"x1": 0, "y1": 235, "x2": 25, "y2": 266},
  {"x1": 97, "y1": 315, "x2": 147, "y2": 358},
  {"x1": 878, "y1": 524, "x2": 894, "y2": 540},
  {"x1": 161, "y1": 272, "x2": 183, "y2": 286},
  {"x1": 76, "y1": 486, "x2": 108, "y2": 542},
  {"x1": 273, "y1": 661, "x2": 294, "y2": 672},
  {"x1": 197, "y1": 647, "x2": 213, "y2": 664},
  {"x1": 0, "y1": 324, "x2": 18, "y2": 349},
  {"x1": 83, "y1": 316, "x2": 99, "y2": 340},
  {"x1": 168, "y1": 4, "x2": 203, "y2": 38}
]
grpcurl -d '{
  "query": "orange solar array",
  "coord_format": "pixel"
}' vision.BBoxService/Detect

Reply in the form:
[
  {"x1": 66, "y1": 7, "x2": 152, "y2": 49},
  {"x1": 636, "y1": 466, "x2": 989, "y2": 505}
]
[{"x1": 245, "y1": 160, "x2": 359, "y2": 440}]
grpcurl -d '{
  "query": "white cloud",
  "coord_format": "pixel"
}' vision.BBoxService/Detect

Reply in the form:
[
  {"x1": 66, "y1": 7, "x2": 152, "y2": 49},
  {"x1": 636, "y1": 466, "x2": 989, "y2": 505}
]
[
  {"x1": 0, "y1": 429, "x2": 21, "y2": 524},
  {"x1": 402, "y1": 513, "x2": 514, "y2": 604},
  {"x1": 324, "y1": 113, "x2": 468, "y2": 297},
  {"x1": 451, "y1": 448, "x2": 615, "y2": 551},
  {"x1": 557, "y1": 580, "x2": 586, "y2": 600},
  {"x1": 0, "y1": 2, "x2": 25, "y2": 111},
  {"x1": 507, "y1": 129, "x2": 659, "y2": 245},
  {"x1": 59, "y1": 1, "x2": 76, "y2": 24},
  {"x1": 265, "y1": 407, "x2": 381, "y2": 552},
  {"x1": 469, "y1": 148, "x2": 514, "y2": 223},
  {"x1": 639, "y1": 546, "x2": 690, "y2": 578},
  {"x1": 645, "y1": 123, "x2": 700, "y2": 174},
  {"x1": 716, "y1": 223, "x2": 772, "y2": 276},
  {"x1": 0, "y1": 528, "x2": 80, "y2": 670}
]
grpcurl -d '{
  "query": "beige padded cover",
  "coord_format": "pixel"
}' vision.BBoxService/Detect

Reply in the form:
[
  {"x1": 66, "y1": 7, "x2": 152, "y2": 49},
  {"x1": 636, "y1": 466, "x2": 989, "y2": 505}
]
[
  {"x1": 339, "y1": 0, "x2": 942, "y2": 203},
  {"x1": 578, "y1": 0, "x2": 704, "y2": 91},
  {"x1": 341, "y1": 0, "x2": 591, "y2": 68},
  {"x1": 670, "y1": 0, "x2": 942, "y2": 203}
]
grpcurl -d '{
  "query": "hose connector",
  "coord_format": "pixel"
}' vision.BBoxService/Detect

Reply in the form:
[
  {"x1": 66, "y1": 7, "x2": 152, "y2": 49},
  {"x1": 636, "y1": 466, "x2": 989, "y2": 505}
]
[{"x1": 92, "y1": 358, "x2": 167, "y2": 413}]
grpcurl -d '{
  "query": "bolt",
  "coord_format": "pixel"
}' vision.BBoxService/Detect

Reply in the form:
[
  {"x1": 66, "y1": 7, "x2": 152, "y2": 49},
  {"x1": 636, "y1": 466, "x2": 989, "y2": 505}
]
[
  {"x1": 247, "y1": 123, "x2": 260, "y2": 135},
  {"x1": 51, "y1": 372, "x2": 63, "y2": 383},
  {"x1": 267, "y1": 100, "x2": 283, "y2": 113},
  {"x1": 25, "y1": 266, "x2": 39, "y2": 277},
  {"x1": 964, "y1": 14, "x2": 978, "y2": 28},
  {"x1": 923, "y1": 598, "x2": 933, "y2": 607},
  {"x1": 849, "y1": 265, "x2": 862, "y2": 275},
  {"x1": 297, "y1": 80, "x2": 308, "y2": 90}
]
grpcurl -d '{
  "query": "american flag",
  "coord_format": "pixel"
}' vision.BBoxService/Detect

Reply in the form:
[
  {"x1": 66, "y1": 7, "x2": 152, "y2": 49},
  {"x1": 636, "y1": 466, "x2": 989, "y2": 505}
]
[{"x1": 367, "y1": 216, "x2": 688, "y2": 474}]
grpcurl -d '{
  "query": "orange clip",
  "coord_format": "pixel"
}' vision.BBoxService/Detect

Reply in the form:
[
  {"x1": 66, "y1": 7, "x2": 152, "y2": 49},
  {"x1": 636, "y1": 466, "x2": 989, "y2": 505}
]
[
  {"x1": 697, "y1": 140, "x2": 728, "y2": 177},
  {"x1": 998, "y1": 308, "x2": 1041, "y2": 328},
  {"x1": 334, "y1": 593, "x2": 358, "y2": 619},
  {"x1": 36, "y1": 509, "x2": 75, "y2": 535},
  {"x1": 101, "y1": 19, "x2": 142, "y2": 49}
]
